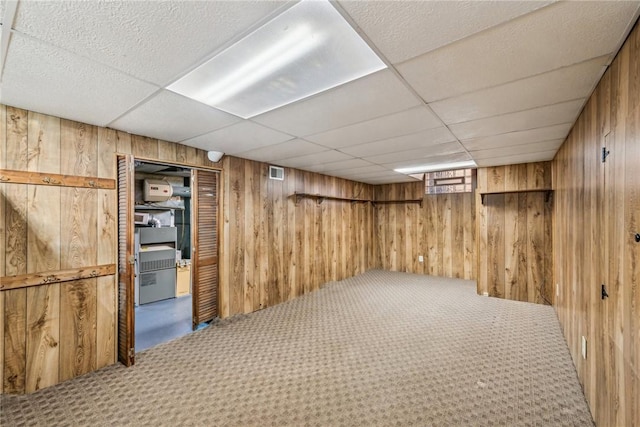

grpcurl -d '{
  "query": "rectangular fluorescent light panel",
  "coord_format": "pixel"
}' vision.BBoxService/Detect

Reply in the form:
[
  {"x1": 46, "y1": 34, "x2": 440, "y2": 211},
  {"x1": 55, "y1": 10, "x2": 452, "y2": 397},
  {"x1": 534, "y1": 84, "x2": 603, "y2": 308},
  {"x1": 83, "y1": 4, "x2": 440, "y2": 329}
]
[
  {"x1": 168, "y1": 0, "x2": 387, "y2": 119},
  {"x1": 395, "y1": 160, "x2": 477, "y2": 175}
]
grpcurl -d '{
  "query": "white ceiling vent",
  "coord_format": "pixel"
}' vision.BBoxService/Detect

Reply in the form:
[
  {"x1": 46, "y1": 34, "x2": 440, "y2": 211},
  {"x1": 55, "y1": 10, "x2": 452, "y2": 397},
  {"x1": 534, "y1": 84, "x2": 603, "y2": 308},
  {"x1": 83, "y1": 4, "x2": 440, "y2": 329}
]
[{"x1": 269, "y1": 165, "x2": 284, "y2": 180}]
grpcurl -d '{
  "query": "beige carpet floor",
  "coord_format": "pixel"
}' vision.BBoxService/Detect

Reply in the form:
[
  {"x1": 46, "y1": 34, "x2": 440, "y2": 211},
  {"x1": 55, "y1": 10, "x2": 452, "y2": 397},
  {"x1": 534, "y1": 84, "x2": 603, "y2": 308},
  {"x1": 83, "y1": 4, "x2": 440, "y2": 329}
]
[{"x1": 1, "y1": 271, "x2": 593, "y2": 426}]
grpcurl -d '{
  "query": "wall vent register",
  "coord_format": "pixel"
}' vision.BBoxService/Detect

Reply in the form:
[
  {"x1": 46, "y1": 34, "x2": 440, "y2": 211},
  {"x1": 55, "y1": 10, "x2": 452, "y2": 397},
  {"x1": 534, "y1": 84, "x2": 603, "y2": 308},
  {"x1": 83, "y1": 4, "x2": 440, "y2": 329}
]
[{"x1": 269, "y1": 165, "x2": 285, "y2": 180}]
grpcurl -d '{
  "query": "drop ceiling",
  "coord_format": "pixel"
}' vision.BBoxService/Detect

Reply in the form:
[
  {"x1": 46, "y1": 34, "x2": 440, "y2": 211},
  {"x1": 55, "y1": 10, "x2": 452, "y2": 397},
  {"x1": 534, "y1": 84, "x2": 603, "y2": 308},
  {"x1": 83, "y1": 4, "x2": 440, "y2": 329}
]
[{"x1": 1, "y1": 0, "x2": 638, "y2": 185}]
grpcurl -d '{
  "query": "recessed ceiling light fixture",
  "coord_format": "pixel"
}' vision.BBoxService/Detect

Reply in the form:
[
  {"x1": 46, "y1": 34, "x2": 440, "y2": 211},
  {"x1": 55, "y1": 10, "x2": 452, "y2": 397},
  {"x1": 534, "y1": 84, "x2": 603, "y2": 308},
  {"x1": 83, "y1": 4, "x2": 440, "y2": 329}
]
[
  {"x1": 168, "y1": 0, "x2": 387, "y2": 119},
  {"x1": 394, "y1": 160, "x2": 477, "y2": 174}
]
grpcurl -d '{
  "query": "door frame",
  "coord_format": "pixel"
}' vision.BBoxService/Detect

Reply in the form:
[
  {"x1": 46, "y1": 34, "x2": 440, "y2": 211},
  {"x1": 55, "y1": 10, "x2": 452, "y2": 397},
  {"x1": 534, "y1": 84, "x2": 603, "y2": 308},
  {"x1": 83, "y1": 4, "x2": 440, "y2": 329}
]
[{"x1": 116, "y1": 157, "x2": 221, "y2": 364}]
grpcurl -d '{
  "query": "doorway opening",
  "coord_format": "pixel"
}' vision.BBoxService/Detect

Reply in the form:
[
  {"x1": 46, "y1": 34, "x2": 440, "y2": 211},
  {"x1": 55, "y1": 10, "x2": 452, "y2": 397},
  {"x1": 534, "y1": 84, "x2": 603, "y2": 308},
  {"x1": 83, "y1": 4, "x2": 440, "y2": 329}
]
[
  {"x1": 133, "y1": 160, "x2": 194, "y2": 351},
  {"x1": 117, "y1": 155, "x2": 220, "y2": 365}
]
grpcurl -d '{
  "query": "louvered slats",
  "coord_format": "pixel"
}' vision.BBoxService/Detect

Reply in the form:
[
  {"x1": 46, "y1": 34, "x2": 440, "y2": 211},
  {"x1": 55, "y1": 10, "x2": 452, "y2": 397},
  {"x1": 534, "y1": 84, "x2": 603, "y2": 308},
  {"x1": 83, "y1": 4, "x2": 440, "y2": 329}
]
[{"x1": 193, "y1": 171, "x2": 219, "y2": 325}]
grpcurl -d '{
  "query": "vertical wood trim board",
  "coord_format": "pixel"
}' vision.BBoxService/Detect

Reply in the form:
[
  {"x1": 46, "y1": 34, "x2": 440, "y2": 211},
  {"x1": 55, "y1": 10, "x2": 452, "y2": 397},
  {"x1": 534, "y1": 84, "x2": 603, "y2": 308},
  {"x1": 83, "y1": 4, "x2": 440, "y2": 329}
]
[{"x1": 552, "y1": 20, "x2": 640, "y2": 427}]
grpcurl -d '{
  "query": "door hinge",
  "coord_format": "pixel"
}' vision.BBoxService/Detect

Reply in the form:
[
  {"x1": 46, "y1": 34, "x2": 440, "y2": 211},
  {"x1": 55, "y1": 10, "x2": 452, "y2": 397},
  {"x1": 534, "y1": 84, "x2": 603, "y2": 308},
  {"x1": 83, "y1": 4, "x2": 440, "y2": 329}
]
[
  {"x1": 601, "y1": 147, "x2": 610, "y2": 163},
  {"x1": 128, "y1": 255, "x2": 135, "y2": 265}
]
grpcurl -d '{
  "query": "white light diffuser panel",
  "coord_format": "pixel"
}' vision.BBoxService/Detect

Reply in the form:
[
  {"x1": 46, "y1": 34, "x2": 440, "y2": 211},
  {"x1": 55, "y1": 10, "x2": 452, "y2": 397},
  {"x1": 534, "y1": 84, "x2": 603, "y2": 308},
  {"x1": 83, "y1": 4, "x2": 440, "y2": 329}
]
[{"x1": 168, "y1": 0, "x2": 386, "y2": 118}]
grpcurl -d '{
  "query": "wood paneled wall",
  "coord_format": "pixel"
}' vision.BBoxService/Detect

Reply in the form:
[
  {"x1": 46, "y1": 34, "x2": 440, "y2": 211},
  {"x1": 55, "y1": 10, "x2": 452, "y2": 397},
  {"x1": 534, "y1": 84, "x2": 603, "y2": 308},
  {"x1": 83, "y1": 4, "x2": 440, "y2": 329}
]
[
  {"x1": 552, "y1": 21, "x2": 639, "y2": 426},
  {"x1": 374, "y1": 181, "x2": 476, "y2": 280},
  {"x1": 218, "y1": 156, "x2": 376, "y2": 317},
  {"x1": 476, "y1": 162, "x2": 553, "y2": 304},
  {"x1": 0, "y1": 105, "x2": 220, "y2": 394}
]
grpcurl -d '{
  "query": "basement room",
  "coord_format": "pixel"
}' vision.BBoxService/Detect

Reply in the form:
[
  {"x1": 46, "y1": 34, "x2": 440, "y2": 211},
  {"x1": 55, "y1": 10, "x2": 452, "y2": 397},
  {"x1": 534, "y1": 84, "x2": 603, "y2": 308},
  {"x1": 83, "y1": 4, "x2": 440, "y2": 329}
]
[{"x1": 0, "y1": 1, "x2": 639, "y2": 426}]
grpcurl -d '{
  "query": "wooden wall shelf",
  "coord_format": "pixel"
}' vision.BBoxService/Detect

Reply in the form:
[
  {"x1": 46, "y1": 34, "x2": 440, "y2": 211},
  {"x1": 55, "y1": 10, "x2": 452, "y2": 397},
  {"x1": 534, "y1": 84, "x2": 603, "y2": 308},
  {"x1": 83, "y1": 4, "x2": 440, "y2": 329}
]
[
  {"x1": 293, "y1": 193, "x2": 423, "y2": 207},
  {"x1": 480, "y1": 189, "x2": 552, "y2": 205},
  {"x1": 293, "y1": 192, "x2": 370, "y2": 206}
]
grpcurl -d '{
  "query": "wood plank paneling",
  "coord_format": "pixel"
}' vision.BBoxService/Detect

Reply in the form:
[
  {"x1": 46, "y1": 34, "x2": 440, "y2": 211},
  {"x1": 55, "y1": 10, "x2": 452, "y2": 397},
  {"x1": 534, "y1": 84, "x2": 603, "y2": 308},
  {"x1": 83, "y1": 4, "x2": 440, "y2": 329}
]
[
  {"x1": 218, "y1": 156, "x2": 376, "y2": 317},
  {"x1": 1, "y1": 106, "x2": 231, "y2": 394},
  {"x1": 25, "y1": 284, "x2": 59, "y2": 392},
  {"x1": 4, "y1": 107, "x2": 28, "y2": 393},
  {"x1": 24, "y1": 112, "x2": 61, "y2": 393},
  {"x1": 96, "y1": 127, "x2": 116, "y2": 369},
  {"x1": 1, "y1": 106, "x2": 6, "y2": 394},
  {"x1": 553, "y1": 20, "x2": 640, "y2": 427},
  {"x1": 476, "y1": 162, "x2": 552, "y2": 304},
  {"x1": 375, "y1": 182, "x2": 475, "y2": 280}
]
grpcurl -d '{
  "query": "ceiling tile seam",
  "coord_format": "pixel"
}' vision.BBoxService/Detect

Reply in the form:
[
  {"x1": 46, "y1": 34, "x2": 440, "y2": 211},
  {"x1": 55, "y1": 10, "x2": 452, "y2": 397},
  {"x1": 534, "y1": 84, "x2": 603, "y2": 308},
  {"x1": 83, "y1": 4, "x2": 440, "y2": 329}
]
[
  {"x1": 301, "y1": 104, "x2": 441, "y2": 140},
  {"x1": 424, "y1": 53, "x2": 613, "y2": 105},
  {"x1": 389, "y1": 1, "x2": 560, "y2": 66},
  {"x1": 459, "y1": 122, "x2": 574, "y2": 143},
  {"x1": 8, "y1": 28, "x2": 165, "y2": 89},
  {"x1": 477, "y1": 147, "x2": 560, "y2": 161},
  {"x1": 478, "y1": 149, "x2": 558, "y2": 164},
  {"x1": 331, "y1": 126, "x2": 456, "y2": 154},
  {"x1": 0, "y1": 0, "x2": 19, "y2": 82},
  {"x1": 157, "y1": 1, "x2": 298, "y2": 89},
  {"x1": 448, "y1": 97, "x2": 586, "y2": 128},
  {"x1": 332, "y1": 1, "x2": 474, "y2": 167},
  {"x1": 234, "y1": 140, "x2": 333, "y2": 162},
  {"x1": 466, "y1": 137, "x2": 566, "y2": 153}
]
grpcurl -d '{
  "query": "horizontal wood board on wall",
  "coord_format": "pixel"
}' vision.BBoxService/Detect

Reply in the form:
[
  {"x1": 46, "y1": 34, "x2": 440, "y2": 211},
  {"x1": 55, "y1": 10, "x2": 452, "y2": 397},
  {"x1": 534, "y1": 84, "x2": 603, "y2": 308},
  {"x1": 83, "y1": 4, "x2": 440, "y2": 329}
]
[
  {"x1": 552, "y1": 19, "x2": 640, "y2": 427},
  {"x1": 0, "y1": 104, "x2": 222, "y2": 394}
]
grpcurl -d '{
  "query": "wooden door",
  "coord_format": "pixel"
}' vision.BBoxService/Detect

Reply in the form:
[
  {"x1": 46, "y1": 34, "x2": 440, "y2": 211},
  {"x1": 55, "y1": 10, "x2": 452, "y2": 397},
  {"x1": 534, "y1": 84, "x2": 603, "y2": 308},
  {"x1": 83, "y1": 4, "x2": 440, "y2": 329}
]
[
  {"x1": 192, "y1": 170, "x2": 219, "y2": 328},
  {"x1": 117, "y1": 155, "x2": 135, "y2": 366}
]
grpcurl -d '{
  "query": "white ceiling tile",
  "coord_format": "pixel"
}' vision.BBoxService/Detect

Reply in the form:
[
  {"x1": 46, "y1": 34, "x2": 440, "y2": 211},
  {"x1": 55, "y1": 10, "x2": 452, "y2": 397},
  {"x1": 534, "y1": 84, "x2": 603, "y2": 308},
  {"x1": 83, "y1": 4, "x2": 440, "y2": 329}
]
[
  {"x1": 462, "y1": 123, "x2": 572, "y2": 151},
  {"x1": 364, "y1": 175, "x2": 418, "y2": 185},
  {"x1": 305, "y1": 106, "x2": 442, "y2": 149},
  {"x1": 469, "y1": 139, "x2": 564, "y2": 160},
  {"x1": 398, "y1": 1, "x2": 639, "y2": 102},
  {"x1": 378, "y1": 152, "x2": 472, "y2": 170},
  {"x1": 339, "y1": 1, "x2": 553, "y2": 64},
  {"x1": 304, "y1": 158, "x2": 374, "y2": 174},
  {"x1": 430, "y1": 56, "x2": 608, "y2": 124},
  {"x1": 180, "y1": 121, "x2": 293, "y2": 154},
  {"x1": 275, "y1": 150, "x2": 353, "y2": 168},
  {"x1": 339, "y1": 127, "x2": 456, "y2": 157},
  {"x1": 449, "y1": 99, "x2": 584, "y2": 140},
  {"x1": 1, "y1": 33, "x2": 158, "y2": 127},
  {"x1": 109, "y1": 90, "x2": 240, "y2": 142},
  {"x1": 475, "y1": 150, "x2": 558, "y2": 167},
  {"x1": 252, "y1": 70, "x2": 421, "y2": 136},
  {"x1": 363, "y1": 142, "x2": 466, "y2": 165},
  {"x1": 13, "y1": 1, "x2": 287, "y2": 85},
  {"x1": 234, "y1": 139, "x2": 327, "y2": 163},
  {"x1": 341, "y1": 169, "x2": 399, "y2": 180},
  {"x1": 337, "y1": 165, "x2": 391, "y2": 177}
]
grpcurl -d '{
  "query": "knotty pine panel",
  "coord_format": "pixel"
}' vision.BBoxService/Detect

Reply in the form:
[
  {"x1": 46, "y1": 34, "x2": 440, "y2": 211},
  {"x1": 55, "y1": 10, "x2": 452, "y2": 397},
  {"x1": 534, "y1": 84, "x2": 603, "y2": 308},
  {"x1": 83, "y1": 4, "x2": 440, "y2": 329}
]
[
  {"x1": 476, "y1": 162, "x2": 552, "y2": 304},
  {"x1": 374, "y1": 182, "x2": 476, "y2": 280},
  {"x1": 219, "y1": 156, "x2": 376, "y2": 317},
  {"x1": 552, "y1": 20, "x2": 640, "y2": 427}
]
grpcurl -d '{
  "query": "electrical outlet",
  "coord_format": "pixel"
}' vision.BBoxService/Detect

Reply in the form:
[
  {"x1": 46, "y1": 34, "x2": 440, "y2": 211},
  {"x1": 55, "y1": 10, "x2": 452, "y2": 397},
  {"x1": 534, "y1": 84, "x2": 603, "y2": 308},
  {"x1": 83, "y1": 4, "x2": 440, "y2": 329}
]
[
  {"x1": 482, "y1": 292, "x2": 489, "y2": 297},
  {"x1": 581, "y1": 336, "x2": 587, "y2": 359},
  {"x1": 418, "y1": 255, "x2": 424, "y2": 263},
  {"x1": 556, "y1": 283, "x2": 560, "y2": 297}
]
